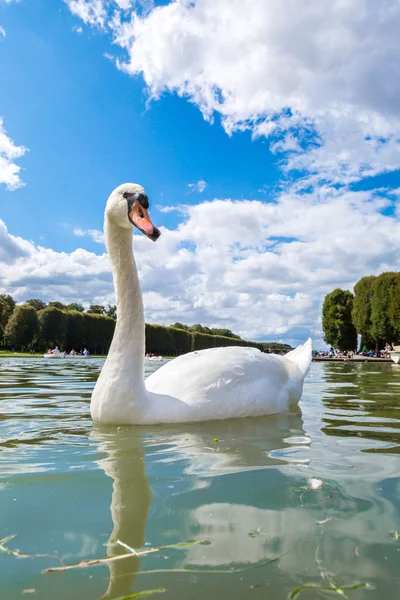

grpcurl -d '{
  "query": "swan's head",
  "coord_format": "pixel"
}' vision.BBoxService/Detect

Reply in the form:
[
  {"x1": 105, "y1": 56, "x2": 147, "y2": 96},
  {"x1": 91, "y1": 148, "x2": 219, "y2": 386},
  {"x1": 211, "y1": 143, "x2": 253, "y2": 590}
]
[{"x1": 105, "y1": 183, "x2": 161, "y2": 241}]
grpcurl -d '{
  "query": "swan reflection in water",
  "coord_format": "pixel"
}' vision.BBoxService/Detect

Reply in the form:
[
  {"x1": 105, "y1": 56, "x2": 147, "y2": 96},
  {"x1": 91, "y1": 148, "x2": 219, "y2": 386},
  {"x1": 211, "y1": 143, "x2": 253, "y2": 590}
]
[
  {"x1": 92, "y1": 428, "x2": 151, "y2": 600},
  {"x1": 92, "y1": 410, "x2": 399, "y2": 600}
]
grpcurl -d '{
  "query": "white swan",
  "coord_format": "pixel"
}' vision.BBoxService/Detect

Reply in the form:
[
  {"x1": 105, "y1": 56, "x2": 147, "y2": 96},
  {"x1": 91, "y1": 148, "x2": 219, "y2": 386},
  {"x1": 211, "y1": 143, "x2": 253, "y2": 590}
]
[{"x1": 91, "y1": 183, "x2": 312, "y2": 425}]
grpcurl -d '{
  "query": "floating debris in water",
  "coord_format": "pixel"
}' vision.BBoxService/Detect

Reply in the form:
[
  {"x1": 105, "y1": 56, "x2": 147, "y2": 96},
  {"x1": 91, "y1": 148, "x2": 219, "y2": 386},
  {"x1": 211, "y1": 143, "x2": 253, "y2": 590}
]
[
  {"x1": 307, "y1": 477, "x2": 324, "y2": 490},
  {"x1": 116, "y1": 589, "x2": 166, "y2": 599},
  {"x1": 313, "y1": 492, "x2": 334, "y2": 505},
  {"x1": 290, "y1": 547, "x2": 372, "y2": 598},
  {"x1": 248, "y1": 526, "x2": 267, "y2": 539},
  {"x1": 290, "y1": 582, "x2": 370, "y2": 599}
]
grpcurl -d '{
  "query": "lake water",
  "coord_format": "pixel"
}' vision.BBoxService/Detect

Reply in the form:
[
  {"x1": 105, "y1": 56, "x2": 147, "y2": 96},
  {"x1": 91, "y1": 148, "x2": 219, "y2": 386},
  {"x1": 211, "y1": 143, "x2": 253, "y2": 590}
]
[{"x1": 1, "y1": 359, "x2": 400, "y2": 600}]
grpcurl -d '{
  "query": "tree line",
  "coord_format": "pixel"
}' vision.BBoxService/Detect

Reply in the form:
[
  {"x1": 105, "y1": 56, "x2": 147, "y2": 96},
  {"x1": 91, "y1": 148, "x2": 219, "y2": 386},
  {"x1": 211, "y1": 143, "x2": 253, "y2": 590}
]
[
  {"x1": 322, "y1": 272, "x2": 400, "y2": 351},
  {"x1": 0, "y1": 298, "x2": 116, "y2": 354},
  {"x1": 0, "y1": 295, "x2": 267, "y2": 355},
  {"x1": 170, "y1": 322, "x2": 241, "y2": 338}
]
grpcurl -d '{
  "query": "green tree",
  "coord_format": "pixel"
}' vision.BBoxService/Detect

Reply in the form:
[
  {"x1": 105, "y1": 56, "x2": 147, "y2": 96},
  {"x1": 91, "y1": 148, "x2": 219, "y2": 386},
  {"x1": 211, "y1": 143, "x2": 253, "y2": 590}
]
[
  {"x1": 211, "y1": 328, "x2": 240, "y2": 339},
  {"x1": 352, "y1": 275, "x2": 376, "y2": 348},
  {"x1": 170, "y1": 322, "x2": 188, "y2": 330},
  {"x1": 387, "y1": 274, "x2": 400, "y2": 341},
  {"x1": 67, "y1": 303, "x2": 85, "y2": 313},
  {"x1": 322, "y1": 288, "x2": 357, "y2": 350},
  {"x1": 25, "y1": 298, "x2": 47, "y2": 311},
  {"x1": 0, "y1": 294, "x2": 16, "y2": 330},
  {"x1": 370, "y1": 272, "x2": 400, "y2": 349},
  {"x1": 87, "y1": 304, "x2": 106, "y2": 315},
  {"x1": 49, "y1": 301, "x2": 67, "y2": 310},
  {"x1": 189, "y1": 324, "x2": 204, "y2": 333},
  {"x1": 38, "y1": 307, "x2": 68, "y2": 349},
  {"x1": 106, "y1": 304, "x2": 117, "y2": 319},
  {"x1": 4, "y1": 305, "x2": 39, "y2": 350}
]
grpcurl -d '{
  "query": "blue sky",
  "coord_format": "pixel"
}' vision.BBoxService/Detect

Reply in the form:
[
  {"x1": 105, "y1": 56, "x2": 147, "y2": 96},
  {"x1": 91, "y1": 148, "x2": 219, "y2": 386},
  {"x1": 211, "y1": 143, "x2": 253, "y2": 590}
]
[
  {"x1": 1, "y1": 0, "x2": 400, "y2": 347},
  {"x1": 0, "y1": 0, "x2": 279, "y2": 250}
]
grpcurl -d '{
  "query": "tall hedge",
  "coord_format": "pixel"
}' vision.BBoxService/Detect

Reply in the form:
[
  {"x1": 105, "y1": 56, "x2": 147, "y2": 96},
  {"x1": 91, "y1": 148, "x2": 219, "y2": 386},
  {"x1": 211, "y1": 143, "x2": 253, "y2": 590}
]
[
  {"x1": 191, "y1": 331, "x2": 216, "y2": 351},
  {"x1": 190, "y1": 331, "x2": 263, "y2": 352},
  {"x1": 37, "y1": 307, "x2": 68, "y2": 349},
  {"x1": 66, "y1": 310, "x2": 86, "y2": 351},
  {"x1": 166, "y1": 326, "x2": 192, "y2": 354},
  {"x1": 83, "y1": 313, "x2": 115, "y2": 354},
  {"x1": 145, "y1": 325, "x2": 262, "y2": 354},
  {"x1": 1, "y1": 297, "x2": 264, "y2": 355}
]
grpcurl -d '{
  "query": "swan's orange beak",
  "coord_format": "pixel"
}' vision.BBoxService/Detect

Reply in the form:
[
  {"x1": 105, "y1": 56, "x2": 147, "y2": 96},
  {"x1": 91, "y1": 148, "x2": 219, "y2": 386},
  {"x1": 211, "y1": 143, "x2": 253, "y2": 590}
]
[{"x1": 129, "y1": 203, "x2": 161, "y2": 242}]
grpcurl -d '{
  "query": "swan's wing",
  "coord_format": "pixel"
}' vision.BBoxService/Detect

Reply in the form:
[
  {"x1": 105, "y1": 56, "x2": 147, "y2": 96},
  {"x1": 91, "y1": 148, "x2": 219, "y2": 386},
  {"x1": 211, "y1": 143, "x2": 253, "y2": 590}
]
[
  {"x1": 146, "y1": 346, "x2": 302, "y2": 417},
  {"x1": 285, "y1": 338, "x2": 312, "y2": 376}
]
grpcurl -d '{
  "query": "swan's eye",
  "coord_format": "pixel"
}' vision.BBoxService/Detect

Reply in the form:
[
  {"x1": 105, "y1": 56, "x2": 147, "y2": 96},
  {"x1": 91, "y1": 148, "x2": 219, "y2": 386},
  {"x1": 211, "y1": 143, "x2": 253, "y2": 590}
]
[{"x1": 123, "y1": 192, "x2": 128, "y2": 199}]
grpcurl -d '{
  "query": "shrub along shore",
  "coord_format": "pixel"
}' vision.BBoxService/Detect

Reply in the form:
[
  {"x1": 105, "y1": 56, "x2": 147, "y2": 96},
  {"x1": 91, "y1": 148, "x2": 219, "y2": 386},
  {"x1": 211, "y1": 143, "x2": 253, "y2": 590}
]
[
  {"x1": 1, "y1": 303, "x2": 282, "y2": 356},
  {"x1": 1, "y1": 296, "x2": 292, "y2": 356},
  {"x1": 145, "y1": 323, "x2": 264, "y2": 355},
  {"x1": 1, "y1": 318, "x2": 263, "y2": 356}
]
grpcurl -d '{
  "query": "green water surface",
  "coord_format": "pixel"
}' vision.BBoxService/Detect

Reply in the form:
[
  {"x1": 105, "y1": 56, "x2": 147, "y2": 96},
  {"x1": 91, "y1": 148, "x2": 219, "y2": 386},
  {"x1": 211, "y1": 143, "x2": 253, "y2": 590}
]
[{"x1": 0, "y1": 359, "x2": 399, "y2": 599}]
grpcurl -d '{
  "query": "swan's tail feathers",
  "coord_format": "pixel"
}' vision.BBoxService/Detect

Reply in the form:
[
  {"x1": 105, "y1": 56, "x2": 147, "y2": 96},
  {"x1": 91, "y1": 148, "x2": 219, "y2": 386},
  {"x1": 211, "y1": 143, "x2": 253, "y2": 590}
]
[{"x1": 285, "y1": 338, "x2": 312, "y2": 377}]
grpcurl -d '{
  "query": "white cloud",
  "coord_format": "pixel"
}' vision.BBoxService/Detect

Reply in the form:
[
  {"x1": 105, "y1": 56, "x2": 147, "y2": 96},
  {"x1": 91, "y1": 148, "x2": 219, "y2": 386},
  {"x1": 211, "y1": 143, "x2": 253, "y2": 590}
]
[
  {"x1": 114, "y1": 0, "x2": 131, "y2": 8},
  {"x1": 188, "y1": 179, "x2": 207, "y2": 193},
  {"x1": 156, "y1": 205, "x2": 181, "y2": 214},
  {"x1": 73, "y1": 227, "x2": 104, "y2": 244},
  {"x1": 65, "y1": 0, "x2": 400, "y2": 187},
  {"x1": 0, "y1": 117, "x2": 27, "y2": 190},
  {"x1": 0, "y1": 26, "x2": 6, "y2": 38},
  {"x1": 65, "y1": 0, "x2": 108, "y2": 29},
  {"x1": 1, "y1": 183, "x2": 400, "y2": 348},
  {"x1": 0, "y1": 219, "x2": 113, "y2": 306}
]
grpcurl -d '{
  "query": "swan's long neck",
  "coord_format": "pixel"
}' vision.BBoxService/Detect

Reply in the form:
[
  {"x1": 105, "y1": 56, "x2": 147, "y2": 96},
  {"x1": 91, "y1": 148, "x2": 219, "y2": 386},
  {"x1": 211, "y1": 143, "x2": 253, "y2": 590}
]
[{"x1": 105, "y1": 218, "x2": 145, "y2": 390}]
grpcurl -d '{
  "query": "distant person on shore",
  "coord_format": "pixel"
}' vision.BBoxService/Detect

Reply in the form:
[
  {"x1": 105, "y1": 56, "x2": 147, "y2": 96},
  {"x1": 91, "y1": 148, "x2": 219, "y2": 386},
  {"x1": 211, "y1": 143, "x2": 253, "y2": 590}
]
[
  {"x1": 52, "y1": 346, "x2": 61, "y2": 354},
  {"x1": 69, "y1": 348, "x2": 77, "y2": 356},
  {"x1": 83, "y1": 347, "x2": 89, "y2": 356}
]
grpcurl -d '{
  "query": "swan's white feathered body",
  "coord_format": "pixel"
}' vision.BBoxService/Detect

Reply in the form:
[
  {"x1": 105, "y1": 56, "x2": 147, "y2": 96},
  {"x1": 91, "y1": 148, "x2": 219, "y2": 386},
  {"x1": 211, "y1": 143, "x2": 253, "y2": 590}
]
[
  {"x1": 144, "y1": 342, "x2": 311, "y2": 423},
  {"x1": 90, "y1": 183, "x2": 312, "y2": 426}
]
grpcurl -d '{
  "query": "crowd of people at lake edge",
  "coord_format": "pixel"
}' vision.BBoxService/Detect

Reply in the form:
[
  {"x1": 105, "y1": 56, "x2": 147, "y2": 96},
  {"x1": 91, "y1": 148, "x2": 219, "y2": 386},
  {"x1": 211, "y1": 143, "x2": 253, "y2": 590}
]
[
  {"x1": 313, "y1": 342, "x2": 394, "y2": 359},
  {"x1": 44, "y1": 346, "x2": 90, "y2": 356}
]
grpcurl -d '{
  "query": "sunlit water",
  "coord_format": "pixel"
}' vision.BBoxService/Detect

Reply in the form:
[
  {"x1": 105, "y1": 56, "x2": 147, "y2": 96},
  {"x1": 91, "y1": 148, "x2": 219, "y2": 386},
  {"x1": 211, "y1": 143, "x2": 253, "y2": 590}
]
[{"x1": 1, "y1": 358, "x2": 400, "y2": 600}]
